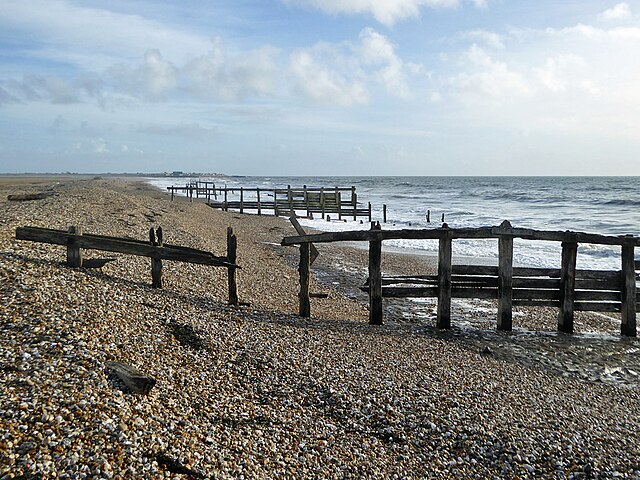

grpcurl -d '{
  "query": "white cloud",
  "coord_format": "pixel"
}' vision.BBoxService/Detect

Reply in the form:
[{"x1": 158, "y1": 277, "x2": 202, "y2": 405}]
[
  {"x1": 109, "y1": 49, "x2": 177, "y2": 101},
  {"x1": 0, "y1": 0, "x2": 210, "y2": 70},
  {"x1": 290, "y1": 48, "x2": 369, "y2": 106},
  {"x1": 282, "y1": 0, "x2": 469, "y2": 27},
  {"x1": 449, "y1": 45, "x2": 530, "y2": 98},
  {"x1": 289, "y1": 28, "x2": 421, "y2": 105},
  {"x1": 600, "y1": 3, "x2": 633, "y2": 21},
  {"x1": 460, "y1": 30, "x2": 505, "y2": 49},
  {"x1": 184, "y1": 40, "x2": 279, "y2": 101}
]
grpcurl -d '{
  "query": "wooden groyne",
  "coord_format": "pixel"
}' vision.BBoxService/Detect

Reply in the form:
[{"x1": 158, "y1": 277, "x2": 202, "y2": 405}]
[
  {"x1": 167, "y1": 181, "x2": 373, "y2": 221},
  {"x1": 16, "y1": 225, "x2": 241, "y2": 305},
  {"x1": 283, "y1": 221, "x2": 640, "y2": 336}
]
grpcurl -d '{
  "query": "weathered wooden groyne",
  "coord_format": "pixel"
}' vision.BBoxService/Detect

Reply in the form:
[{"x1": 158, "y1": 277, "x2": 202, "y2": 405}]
[
  {"x1": 167, "y1": 181, "x2": 373, "y2": 221},
  {"x1": 15, "y1": 225, "x2": 240, "y2": 305},
  {"x1": 283, "y1": 221, "x2": 640, "y2": 336}
]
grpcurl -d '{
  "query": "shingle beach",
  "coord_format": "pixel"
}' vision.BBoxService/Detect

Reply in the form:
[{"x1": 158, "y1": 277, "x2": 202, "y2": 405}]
[{"x1": 1, "y1": 177, "x2": 639, "y2": 479}]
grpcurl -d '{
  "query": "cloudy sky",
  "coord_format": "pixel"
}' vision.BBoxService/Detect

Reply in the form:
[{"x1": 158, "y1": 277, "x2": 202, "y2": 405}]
[{"x1": 1, "y1": 0, "x2": 640, "y2": 175}]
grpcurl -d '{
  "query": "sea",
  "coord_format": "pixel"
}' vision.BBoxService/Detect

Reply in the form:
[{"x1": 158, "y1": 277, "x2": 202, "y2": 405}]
[{"x1": 148, "y1": 176, "x2": 640, "y2": 271}]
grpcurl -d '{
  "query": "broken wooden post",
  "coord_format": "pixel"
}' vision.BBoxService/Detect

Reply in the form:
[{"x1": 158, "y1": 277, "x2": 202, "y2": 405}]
[
  {"x1": 497, "y1": 220, "x2": 514, "y2": 331},
  {"x1": 353, "y1": 190, "x2": 357, "y2": 221},
  {"x1": 558, "y1": 237, "x2": 578, "y2": 333},
  {"x1": 66, "y1": 226, "x2": 83, "y2": 268},
  {"x1": 227, "y1": 227, "x2": 238, "y2": 306},
  {"x1": 437, "y1": 224, "x2": 452, "y2": 329},
  {"x1": 105, "y1": 361, "x2": 156, "y2": 394},
  {"x1": 304, "y1": 185, "x2": 310, "y2": 218},
  {"x1": 299, "y1": 242, "x2": 311, "y2": 317},
  {"x1": 240, "y1": 187, "x2": 244, "y2": 214},
  {"x1": 383, "y1": 204, "x2": 387, "y2": 223},
  {"x1": 621, "y1": 237, "x2": 637, "y2": 336},
  {"x1": 368, "y1": 202, "x2": 372, "y2": 223},
  {"x1": 320, "y1": 187, "x2": 325, "y2": 219},
  {"x1": 368, "y1": 222, "x2": 383, "y2": 325},
  {"x1": 149, "y1": 227, "x2": 163, "y2": 289},
  {"x1": 224, "y1": 188, "x2": 228, "y2": 211},
  {"x1": 336, "y1": 187, "x2": 342, "y2": 220}
]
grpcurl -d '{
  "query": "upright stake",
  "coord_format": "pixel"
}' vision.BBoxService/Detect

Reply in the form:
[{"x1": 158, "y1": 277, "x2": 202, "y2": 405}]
[
  {"x1": 621, "y1": 239, "x2": 637, "y2": 336},
  {"x1": 257, "y1": 188, "x2": 262, "y2": 215},
  {"x1": 437, "y1": 224, "x2": 452, "y2": 328},
  {"x1": 299, "y1": 243, "x2": 311, "y2": 317},
  {"x1": 304, "y1": 185, "x2": 310, "y2": 218},
  {"x1": 497, "y1": 221, "x2": 514, "y2": 331},
  {"x1": 66, "y1": 226, "x2": 83, "y2": 268},
  {"x1": 224, "y1": 188, "x2": 228, "y2": 211},
  {"x1": 240, "y1": 187, "x2": 244, "y2": 214},
  {"x1": 558, "y1": 239, "x2": 578, "y2": 333},
  {"x1": 369, "y1": 222, "x2": 383, "y2": 325},
  {"x1": 150, "y1": 227, "x2": 163, "y2": 289},
  {"x1": 383, "y1": 204, "x2": 387, "y2": 223},
  {"x1": 368, "y1": 202, "x2": 372, "y2": 223},
  {"x1": 227, "y1": 227, "x2": 238, "y2": 305},
  {"x1": 353, "y1": 192, "x2": 357, "y2": 221},
  {"x1": 336, "y1": 187, "x2": 342, "y2": 220}
]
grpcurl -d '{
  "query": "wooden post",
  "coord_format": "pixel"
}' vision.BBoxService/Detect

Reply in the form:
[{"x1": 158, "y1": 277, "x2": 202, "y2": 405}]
[
  {"x1": 437, "y1": 224, "x2": 452, "y2": 329},
  {"x1": 497, "y1": 221, "x2": 514, "y2": 331},
  {"x1": 240, "y1": 187, "x2": 244, "y2": 214},
  {"x1": 353, "y1": 192, "x2": 357, "y2": 221},
  {"x1": 621, "y1": 239, "x2": 637, "y2": 336},
  {"x1": 558, "y1": 239, "x2": 578, "y2": 333},
  {"x1": 299, "y1": 243, "x2": 311, "y2": 317},
  {"x1": 336, "y1": 187, "x2": 342, "y2": 220},
  {"x1": 257, "y1": 188, "x2": 262, "y2": 215},
  {"x1": 426, "y1": 210, "x2": 430, "y2": 223},
  {"x1": 149, "y1": 227, "x2": 163, "y2": 289},
  {"x1": 170, "y1": 187, "x2": 174, "y2": 201},
  {"x1": 368, "y1": 222, "x2": 383, "y2": 325},
  {"x1": 320, "y1": 187, "x2": 325, "y2": 219},
  {"x1": 288, "y1": 185, "x2": 293, "y2": 216},
  {"x1": 227, "y1": 227, "x2": 238, "y2": 306},
  {"x1": 224, "y1": 188, "x2": 228, "y2": 211},
  {"x1": 66, "y1": 226, "x2": 83, "y2": 267},
  {"x1": 383, "y1": 204, "x2": 387, "y2": 223},
  {"x1": 368, "y1": 202, "x2": 372, "y2": 223},
  {"x1": 304, "y1": 185, "x2": 310, "y2": 218}
]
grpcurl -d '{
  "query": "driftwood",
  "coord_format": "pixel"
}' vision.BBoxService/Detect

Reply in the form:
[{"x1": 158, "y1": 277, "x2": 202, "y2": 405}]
[
  {"x1": 7, "y1": 192, "x2": 53, "y2": 201},
  {"x1": 82, "y1": 258, "x2": 116, "y2": 268},
  {"x1": 106, "y1": 361, "x2": 156, "y2": 394}
]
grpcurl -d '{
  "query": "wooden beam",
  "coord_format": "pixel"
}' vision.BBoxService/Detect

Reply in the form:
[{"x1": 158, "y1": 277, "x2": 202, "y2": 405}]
[
  {"x1": 289, "y1": 216, "x2": 319, "y2": 265},
  {"x1": 150, "y1": 227, "x2": 163, "y2": 289},
  {"x1": 558, "y1": 240, "x2": 578, "y2": 334},
  {"x1": 368, "y1": 222, "x2": 383, "y2": 325},
  {"x1": 497, "y1": 221, "x2": 513, "y2": 331},
  {"x1": 227, "y1": 227, "x2": 238, "y2": 306},
  {"x1": 621, "y1": 242, "x2": 637, "y2": 336},
  {"x1": 66, "y1": 226, "x2": 83, "y2": 268},
  {"x1": 437, "y1": 225, "x2": 452, "y2": 329},
  {"x1": 299, "y1": 243, "x2": 311, "y2": 317}
]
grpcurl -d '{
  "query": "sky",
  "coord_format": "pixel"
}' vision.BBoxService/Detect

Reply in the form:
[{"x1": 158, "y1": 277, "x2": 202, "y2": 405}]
[{"x1": 1, "y1": 0, "x2": 640, "y2": 175}]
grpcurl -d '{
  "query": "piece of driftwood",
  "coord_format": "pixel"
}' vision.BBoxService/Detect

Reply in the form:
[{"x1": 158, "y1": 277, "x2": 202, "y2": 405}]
[
  {"x1": 7, "y1": 192, "x2": 53, "y2": 201},
  {"x1": 106, "y1": 361, "x2": 156, "y2": 394},
  {"x1": 82, "y1": 258, "x2": 116, "y2": 268}
]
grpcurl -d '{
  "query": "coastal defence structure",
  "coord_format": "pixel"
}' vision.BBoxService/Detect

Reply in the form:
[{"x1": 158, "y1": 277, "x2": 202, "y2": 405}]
[
  {"x1": 167, "y1": 181, "x2": 374, "y2": 221},
  {"x1": 15, "y1": 225, "x2": 240, "y2": 305},
  {"x1": 283, "y1": 221, "x2": 640, "y2": 336}
]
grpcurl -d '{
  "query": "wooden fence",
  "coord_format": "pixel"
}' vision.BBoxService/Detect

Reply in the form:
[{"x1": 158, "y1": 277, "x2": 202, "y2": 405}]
[
  {"x1": 15, "y1": 225, "x2": 240, "y2": 305},
  {"x1": 167, "y1": 182, "x2": 373, "y2": 221},
  {"x1": 282, "y1": 221, "x2": 640, "y2": 336}
]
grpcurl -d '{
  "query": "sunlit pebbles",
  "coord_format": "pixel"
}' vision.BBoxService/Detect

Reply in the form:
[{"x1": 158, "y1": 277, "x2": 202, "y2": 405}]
[{"x1": 0, "y1": 178, "x2": 639, "y2": 478}]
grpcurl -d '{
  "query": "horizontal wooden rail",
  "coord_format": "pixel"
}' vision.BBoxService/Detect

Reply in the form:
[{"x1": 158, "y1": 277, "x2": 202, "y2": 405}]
[{"x1": 282, "y1": 227, "x2": 640, "y2": 247}]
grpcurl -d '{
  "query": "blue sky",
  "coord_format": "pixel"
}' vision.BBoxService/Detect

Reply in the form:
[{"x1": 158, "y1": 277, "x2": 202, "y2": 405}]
[{"x1": 1, "y1": 0, "x2": 640, "y2": 175}]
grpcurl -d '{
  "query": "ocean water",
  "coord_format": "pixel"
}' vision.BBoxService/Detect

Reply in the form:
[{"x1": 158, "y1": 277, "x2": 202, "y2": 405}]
[{"x1": 148, "y1": 176, "x2": 640, "y2": 270}]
